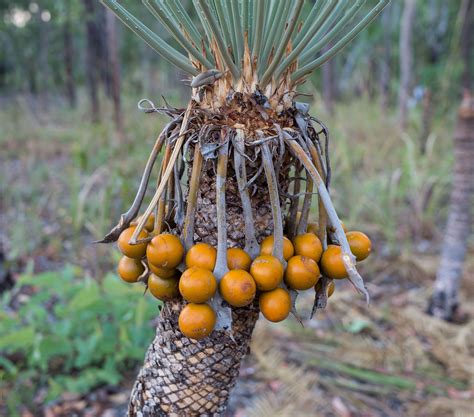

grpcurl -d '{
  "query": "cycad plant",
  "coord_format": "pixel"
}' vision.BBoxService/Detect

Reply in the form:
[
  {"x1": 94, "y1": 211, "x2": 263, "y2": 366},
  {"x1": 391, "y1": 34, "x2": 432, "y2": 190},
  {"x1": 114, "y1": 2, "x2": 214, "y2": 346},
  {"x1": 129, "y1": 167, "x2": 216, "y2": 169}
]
[{"x1": 100, "y1": 0, "x2": 389, "y2": 415}]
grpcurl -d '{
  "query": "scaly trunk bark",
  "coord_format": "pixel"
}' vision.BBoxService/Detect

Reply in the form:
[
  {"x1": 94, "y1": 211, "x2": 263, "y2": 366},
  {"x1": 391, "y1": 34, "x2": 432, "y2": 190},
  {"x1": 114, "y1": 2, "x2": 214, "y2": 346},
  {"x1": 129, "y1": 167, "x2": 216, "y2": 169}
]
[
  {"x1": 129, "y1": 300, "x2": 259, "y2": 416},
  {"x1": 428, "y1": 92, "x2": 474, "y2": 321},
  {"x1": 128, "y1": 145, "x2": 279, "y2": 416},
  {"x1": 428, "y1": 2, "x2": 474, "y2": 321},
  {"x1": 398, "y1": 0, "x2": 416, "y2": 129}
]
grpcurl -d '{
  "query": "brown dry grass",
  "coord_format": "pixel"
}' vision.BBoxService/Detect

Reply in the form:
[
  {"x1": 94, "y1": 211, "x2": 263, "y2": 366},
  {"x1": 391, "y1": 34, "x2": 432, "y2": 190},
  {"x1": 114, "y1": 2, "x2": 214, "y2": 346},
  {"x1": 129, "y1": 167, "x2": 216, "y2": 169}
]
[{"x1": 229, "y1": 251, "x2": 474, "y2": 417}]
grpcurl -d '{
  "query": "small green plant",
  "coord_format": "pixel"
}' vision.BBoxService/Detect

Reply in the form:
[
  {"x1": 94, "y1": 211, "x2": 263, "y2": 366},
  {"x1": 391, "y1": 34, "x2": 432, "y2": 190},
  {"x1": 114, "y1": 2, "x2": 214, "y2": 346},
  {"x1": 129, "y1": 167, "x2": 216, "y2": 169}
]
[{"x1": 0, "y1": 266, "x2": 158, "y2": 415}]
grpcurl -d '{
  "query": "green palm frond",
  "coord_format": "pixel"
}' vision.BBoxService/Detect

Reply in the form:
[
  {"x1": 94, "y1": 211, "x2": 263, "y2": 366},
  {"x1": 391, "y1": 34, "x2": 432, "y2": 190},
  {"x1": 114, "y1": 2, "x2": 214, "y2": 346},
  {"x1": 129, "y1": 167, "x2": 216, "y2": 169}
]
[{"x1": 101, "y1": 0, "x2": 390, "y2": 86}]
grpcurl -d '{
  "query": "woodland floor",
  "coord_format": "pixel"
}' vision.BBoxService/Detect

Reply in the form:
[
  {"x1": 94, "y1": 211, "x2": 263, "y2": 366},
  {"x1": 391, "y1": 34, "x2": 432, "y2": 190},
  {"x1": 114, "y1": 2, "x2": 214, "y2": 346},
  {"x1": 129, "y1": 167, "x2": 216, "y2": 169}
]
[
  {"x1": 3, "y1": 237, "x2": 473, "y2": 417},
  {"x1": 1, "y1": 98, "x2": 473, "y2": 417}
]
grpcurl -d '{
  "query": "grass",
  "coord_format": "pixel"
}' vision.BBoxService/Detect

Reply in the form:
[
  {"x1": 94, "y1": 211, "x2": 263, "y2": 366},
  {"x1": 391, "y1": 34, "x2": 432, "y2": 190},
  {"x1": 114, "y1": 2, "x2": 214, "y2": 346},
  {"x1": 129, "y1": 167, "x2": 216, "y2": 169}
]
[{"x1": 310, "y1": 97, "x2": 454, "y2": 251}]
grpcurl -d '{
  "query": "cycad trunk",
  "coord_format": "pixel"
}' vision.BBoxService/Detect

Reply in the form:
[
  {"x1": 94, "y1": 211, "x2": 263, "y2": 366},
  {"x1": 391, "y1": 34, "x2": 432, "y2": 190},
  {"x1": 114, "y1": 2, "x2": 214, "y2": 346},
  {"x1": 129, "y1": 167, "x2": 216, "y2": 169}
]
[
  {"x1": 428, "y1": 92, "x2": 474, "y2": 321},
  {"x1": 128, "y1": 159, "x2": 275, "y2": 416},
  {"x1": 129, "y1": 300, "x2": 258, "y2": 416}
]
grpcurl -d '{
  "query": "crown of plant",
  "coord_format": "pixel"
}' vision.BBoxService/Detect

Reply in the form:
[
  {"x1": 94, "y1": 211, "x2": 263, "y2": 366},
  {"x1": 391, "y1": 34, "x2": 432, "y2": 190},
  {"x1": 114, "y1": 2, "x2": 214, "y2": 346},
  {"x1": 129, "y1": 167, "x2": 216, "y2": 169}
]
[
  {"x1": 101, "y1": 0, "x2": 386, "y2": 336},
  {"x1": 102, "y1": 0, "x2": 389, "y2": 96}
]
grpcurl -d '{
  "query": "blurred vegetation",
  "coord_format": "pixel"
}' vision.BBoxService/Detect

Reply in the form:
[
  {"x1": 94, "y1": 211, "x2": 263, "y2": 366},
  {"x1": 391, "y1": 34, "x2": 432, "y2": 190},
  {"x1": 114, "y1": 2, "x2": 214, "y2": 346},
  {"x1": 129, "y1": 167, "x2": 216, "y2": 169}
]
[
  {"x1": 0, "y1": 266, "x2": 158, "y2": 415},
  {"x1": 0, "y1": 0, "x2": 471, "y2": 416}
]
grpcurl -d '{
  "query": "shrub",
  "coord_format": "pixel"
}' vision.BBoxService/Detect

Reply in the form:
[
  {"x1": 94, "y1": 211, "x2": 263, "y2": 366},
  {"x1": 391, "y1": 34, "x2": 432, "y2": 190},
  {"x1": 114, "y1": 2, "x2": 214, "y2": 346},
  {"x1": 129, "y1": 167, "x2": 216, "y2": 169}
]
[{"x1": 0, "y1": 266, "x2": 158, "y2": 414}]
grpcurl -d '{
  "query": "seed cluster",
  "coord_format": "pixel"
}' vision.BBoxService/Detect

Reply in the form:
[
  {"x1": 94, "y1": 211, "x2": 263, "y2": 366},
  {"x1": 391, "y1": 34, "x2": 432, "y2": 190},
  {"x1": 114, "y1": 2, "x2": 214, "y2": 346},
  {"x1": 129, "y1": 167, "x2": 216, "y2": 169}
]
[{"x1": 116, "y1": 214, "x2": 371, "y2": 340}]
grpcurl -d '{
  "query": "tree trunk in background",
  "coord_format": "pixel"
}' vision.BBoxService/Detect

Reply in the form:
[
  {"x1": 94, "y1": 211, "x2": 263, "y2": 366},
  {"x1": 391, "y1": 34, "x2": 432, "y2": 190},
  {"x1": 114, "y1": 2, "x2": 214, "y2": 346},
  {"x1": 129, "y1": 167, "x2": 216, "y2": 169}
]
[
  {"x1": 419, "y1": 88, "x2": 433, "y2": 153},
  {"x1": 322, "y1": 46, "x2": 335, "y2": 115},
  {"x1": 428, "y1": 92, "x2": 473, "y2": 321},
  {"x1": 420, "y1": 0, "x2": 449, "y2": 152},
  {"x1": 105, "y1": 10, "x2": 124, "y2": 141},
  {"x1": 428, "y1": 0, "x2": 474, "y2": 322},
  {"x1": 398, "y1": 0, "x2": 416, "y2": 129},
  {"x1": 64, "y1": 4, "x2": 76, "y2": 108},
  {"x1": 98, "y1": 6, "x2": 113, "y2": 98},
  {"x1": 140, "y1": 42, "x2": 152, "y2": 97},
  {"x1": 460, "y1": 0, "x2": 473, "y2": 92},
  {"x1": 83, "y1": 0, "x2": 101, "y2": 123},
  {"x1": 379, "y1": 6, "x2": 392, "y2": 110},
  {"x1": 38, "y1": 8, "x2": 50, "y2": 110}
]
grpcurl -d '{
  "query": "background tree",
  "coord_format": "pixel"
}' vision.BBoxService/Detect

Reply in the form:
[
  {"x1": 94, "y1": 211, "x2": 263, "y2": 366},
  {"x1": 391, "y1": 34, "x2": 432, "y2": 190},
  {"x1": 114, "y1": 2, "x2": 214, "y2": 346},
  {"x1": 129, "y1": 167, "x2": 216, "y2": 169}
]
[
  {"x1": 105, "y1": 9, "x2": 124, "y2": 140},
  {"x1": 428, "y1": 0, "x2": 473, "y2": 322},
  {"x1": 63, "y1": 0, "x2": 77, "y2": 108},
  {"x1": 82, "y1": 0, "x2": 101, "y2": 122},
  {"x1": 398, "y1": 0, "x2": 416, "y2": 128}
]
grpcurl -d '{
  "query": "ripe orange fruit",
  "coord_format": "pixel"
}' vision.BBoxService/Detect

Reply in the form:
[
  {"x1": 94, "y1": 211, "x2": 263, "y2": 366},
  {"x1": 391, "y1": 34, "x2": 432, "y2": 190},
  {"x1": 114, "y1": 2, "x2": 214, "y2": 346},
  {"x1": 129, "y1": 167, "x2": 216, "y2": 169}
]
[
  {"x1": 346, "y1": 231, "x2": 371, "y2": 261},
  {"x1": 307, "y1": 222, "x2": 319, "y2": 235},
  {"x1": 179, "y1": 267, "x2": 217, "y2": 303},
  {"x1": 147, "y1": 273, "x2": 180, "y2": 301},
  {"x1": 315, "y1": 280, "x2": 335, "y2": 298},
  {"x1": 118, "y1": 256, "x2": 144, "y2": 283},
  {"x1": 178, "y1": 303, "x2": 216, "y2": 340},
  {"x1": 260, "y1": 235, "x2": 295, "y2": 261},
  {"x1": 118, "y1": 226, "x2": 148, "y2": 259},
  {"x1": 293, "y1": 233, "x2": 323, "y2": 262},
  {"x1": 320, "y1": 245, "x2": 347, "y2": 279},
  {"x1": 185, "y1": 242, "x2": 217, "y2": 270},
  {"x1": 328, "y1": 281, "x2": 335, "y2": 297},
  {"x1": 285, "y1": 255, "x2": 320, "y2": 290},
  {"x1": 148, "y1": 263, "x2": 179, "y2": 279},
  {"x1": 137, "y1": 213, "x2": 155, "y2": 232},
  {"x1": 328, "y1": 221, "x2": 347, "y2": 233},
  {"x1": 249, "y1": 255, "x2": 284, "y2": 291},
  {"x1": 219, "y1": 270, "x2": 256, "y2": 307},
  {"x1": 147, "y1": 233, "x2": 184, "y2": 269},
  {"x1": 259, "y1": 288, "x2": 291, "y2": 322},
  {"x1": 145, "y1": 213, "x2": 155, "y2": 232},
  {"x1": 227, "y1": 248, "x2": 252, "y2": 271}
]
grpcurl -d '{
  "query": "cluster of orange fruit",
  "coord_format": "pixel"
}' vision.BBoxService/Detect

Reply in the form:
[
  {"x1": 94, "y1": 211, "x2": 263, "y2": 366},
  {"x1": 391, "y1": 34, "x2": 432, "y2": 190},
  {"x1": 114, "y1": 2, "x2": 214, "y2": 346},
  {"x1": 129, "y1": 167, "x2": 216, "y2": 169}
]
[{"x1": 116, "y1": 216, "x2": 371, "y2": 340}]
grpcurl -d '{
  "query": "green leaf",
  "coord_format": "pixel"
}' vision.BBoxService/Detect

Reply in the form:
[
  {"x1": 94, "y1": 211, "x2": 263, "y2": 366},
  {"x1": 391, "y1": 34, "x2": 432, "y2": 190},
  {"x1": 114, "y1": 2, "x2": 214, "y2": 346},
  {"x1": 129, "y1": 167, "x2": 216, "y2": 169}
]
[
  {"x1": 102, "y1": 273, "x2": 139, "y2": 297},
  {"x1": 74, "y1": 333, "x2": 100, "y2": 368},
  {"x1": 46, "y1": 378, "x2": 65, "y2": 403},
  {"x1": 37, "y1": 335, "x2": 72, "y2": 367},
  {"x1": 0, "y1": 355, "x2": 18, "y2": 375},
  {"x1": 17, "y1": 271, "x2": 59, "y2": 289},
  {"x1": 96, "y1": 357, "x2": 121, "y2": 385},
  {"x1": 67, "y1": 279, "x2": 100, "y2": 311},
  {"x1": 0, "y1": 327, "x2": 35, "y2": 352}
]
